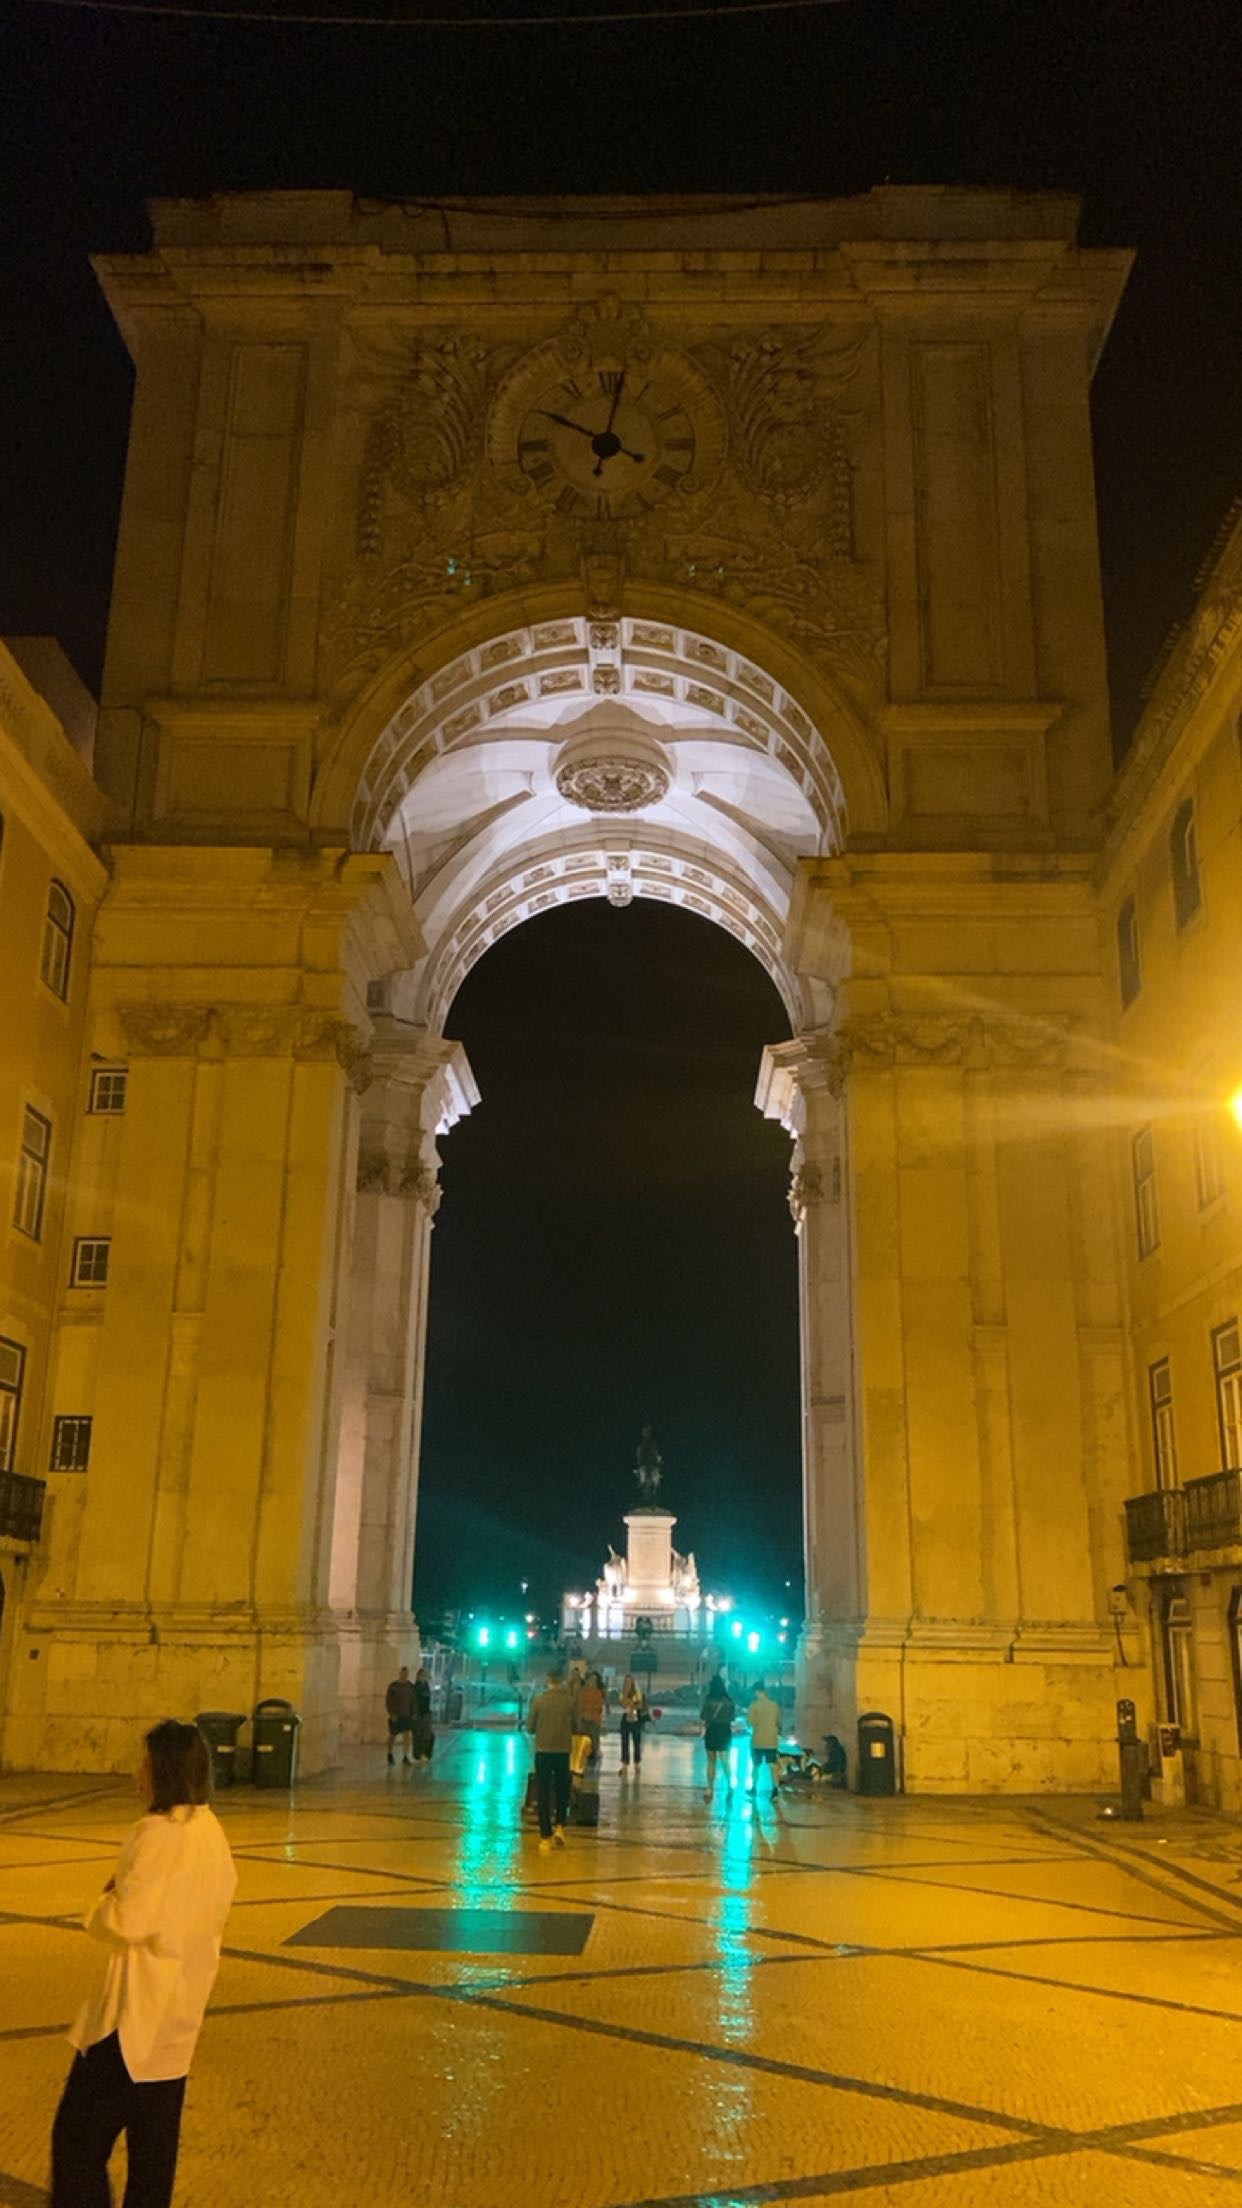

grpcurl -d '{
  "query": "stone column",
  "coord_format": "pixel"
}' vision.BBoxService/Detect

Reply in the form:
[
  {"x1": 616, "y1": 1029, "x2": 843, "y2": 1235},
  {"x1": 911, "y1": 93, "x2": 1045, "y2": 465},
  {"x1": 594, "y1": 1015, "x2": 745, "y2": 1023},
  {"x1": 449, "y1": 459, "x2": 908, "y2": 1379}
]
[
  {"x1": 756, "y1": 1031, "x2": 863, "y2": 1750},
  {"x1": 332, "y1": 1020, "x2": 478, "y2": 1743}
]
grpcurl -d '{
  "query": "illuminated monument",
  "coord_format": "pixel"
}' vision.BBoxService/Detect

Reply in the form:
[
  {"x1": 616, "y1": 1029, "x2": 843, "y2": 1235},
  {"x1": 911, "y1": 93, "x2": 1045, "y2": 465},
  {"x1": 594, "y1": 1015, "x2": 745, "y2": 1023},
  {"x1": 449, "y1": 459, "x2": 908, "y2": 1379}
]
[
  {"x1": 5, "y1": 189, "x2": 1239, "y2": 1806},
  {"x1": 564, "y1": 1428, "x2": 712, "y2": 1643}
]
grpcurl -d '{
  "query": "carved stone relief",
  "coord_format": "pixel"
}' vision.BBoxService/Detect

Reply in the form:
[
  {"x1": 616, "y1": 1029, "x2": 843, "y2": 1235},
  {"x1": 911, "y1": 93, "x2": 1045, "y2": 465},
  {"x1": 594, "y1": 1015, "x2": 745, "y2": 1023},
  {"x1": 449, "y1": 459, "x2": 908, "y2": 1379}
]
[{"x1": 321, "y1": 299, "x2": 884, "y2": 709}]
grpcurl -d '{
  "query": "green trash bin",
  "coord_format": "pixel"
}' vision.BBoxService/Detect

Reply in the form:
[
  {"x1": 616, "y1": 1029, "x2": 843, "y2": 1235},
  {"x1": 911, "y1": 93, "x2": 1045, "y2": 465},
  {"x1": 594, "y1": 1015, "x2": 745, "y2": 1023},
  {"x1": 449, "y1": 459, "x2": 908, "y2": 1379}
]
[
  {"x1": 195, "y1": 1710, "x2": 245, "y2": 1790},
  {"x1": 252, "y1": 1698, "x2": 300, "y2": 1789}
]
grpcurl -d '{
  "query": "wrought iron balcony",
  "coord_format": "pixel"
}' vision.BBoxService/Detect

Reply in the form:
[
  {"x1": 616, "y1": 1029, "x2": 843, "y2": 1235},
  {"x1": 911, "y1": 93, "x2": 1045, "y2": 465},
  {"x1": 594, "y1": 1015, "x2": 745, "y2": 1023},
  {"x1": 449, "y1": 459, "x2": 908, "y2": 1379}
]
[
  {"x1": 1183, "y1": 1467, "x2": 1242, "y2": 1551},
  {"x1": 0, "y1": 1468, "x2": 46, "y2": 1545},
  {"x1": 1124, "y1": 1486, "x2": 1186, "y2": 1564}
]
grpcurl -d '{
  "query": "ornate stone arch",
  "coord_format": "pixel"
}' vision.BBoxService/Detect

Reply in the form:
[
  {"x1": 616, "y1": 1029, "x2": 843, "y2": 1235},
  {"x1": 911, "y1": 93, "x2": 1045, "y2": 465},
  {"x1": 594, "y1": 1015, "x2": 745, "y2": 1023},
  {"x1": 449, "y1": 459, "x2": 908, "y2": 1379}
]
[{"x1": 311, "y1": 584, "x2": 887, "y2": 848}]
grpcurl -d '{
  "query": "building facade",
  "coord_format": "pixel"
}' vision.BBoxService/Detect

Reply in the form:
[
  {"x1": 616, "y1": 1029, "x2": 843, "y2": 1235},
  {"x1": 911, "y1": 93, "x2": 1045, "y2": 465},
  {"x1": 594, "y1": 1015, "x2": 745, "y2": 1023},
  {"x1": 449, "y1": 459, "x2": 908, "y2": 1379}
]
[
  {"x1": 1101, "y1": 506, "x2": 1242, "y2": 1811},
  {"x1": 0, "y1": 188, "x2": 1237, "y2": 1796}
]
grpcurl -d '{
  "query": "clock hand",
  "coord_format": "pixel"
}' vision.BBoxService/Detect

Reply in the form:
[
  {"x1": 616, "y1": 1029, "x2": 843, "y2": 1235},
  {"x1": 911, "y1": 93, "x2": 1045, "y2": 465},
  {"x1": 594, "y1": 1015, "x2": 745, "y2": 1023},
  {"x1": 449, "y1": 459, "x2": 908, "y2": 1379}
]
[
  {"x1": 536, "y1": 409, "x2": 596, "y2": 440},
  {"x1": 603, "y1": 368, "x2": 626, "y2": 436}
]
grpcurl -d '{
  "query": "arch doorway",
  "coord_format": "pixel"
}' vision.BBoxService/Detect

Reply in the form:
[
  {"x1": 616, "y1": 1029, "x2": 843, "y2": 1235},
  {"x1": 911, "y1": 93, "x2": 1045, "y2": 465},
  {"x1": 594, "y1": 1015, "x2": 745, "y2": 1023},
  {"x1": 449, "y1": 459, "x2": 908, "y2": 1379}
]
[
  {"x1": 326, "y1": 604, "x2": 858, "y2": 1749},
  {"x1": 414, "y1": 895, "x2": 803, "y2": 1664}
]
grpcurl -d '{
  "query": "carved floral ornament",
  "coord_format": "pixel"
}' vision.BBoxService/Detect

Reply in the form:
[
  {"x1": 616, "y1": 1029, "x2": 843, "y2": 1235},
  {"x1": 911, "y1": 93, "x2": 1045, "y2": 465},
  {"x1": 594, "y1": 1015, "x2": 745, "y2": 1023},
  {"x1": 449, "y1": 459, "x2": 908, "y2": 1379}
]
[
  {"x1": 327, "y1": 297, "x2": 882, "y2": 700},
  {"x1": 116, "y1": 1004, "x2": 374, "y2": 1089},
  {"x1": 797, "y1": 1013, "x2": 1082, "y2": 1082},
  {"x1": 356, "y1": 1149, "x2": 443, "y2": 1210}
]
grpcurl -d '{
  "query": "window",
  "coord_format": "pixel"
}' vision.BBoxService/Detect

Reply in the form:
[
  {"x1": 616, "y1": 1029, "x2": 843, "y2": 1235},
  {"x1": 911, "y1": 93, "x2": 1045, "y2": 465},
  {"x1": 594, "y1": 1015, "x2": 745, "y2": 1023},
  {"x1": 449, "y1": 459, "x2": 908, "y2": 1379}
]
[
  {"x1": 88, "y1": 1068, "x2": 128, "y2": 1116},
  {"x1": 41, "y1": 880, "x2": 75, "y2": 999},
  {"x1": 70, "y1": 1237, "x2": 111, "y2": 1288},
  {"x1": 0, "y1": 1338, "x2": 25, "y2": 1473},
  {"x1": 14, "y1": 1107, "x2": 51, "y2": 1240},
  {"x1": 1148, "y1": 1360, "x2": 1178, "y2": 1489},
  {"x1": 1170, "y1": 798, "x2": 1201, "y2": 929},
  {"x1": 1213, "y1": 1320, "x2": 1241, "y2": 1469},
  {"x1": 49, "y1": 1415, "x2": 92, "y2": 1471},
  {"x1": 1132, "y1": 1126, "x2": 1159, "y2": 1258},
  {"x1": 1193, "y1": 1102, "x2": 1228, "y2": 1209},
  {"x1": 1116, "y1": 896, "x2": 1142, "y2": 1007},
  {"x1": 1160, "y1": 1585, "x2": 1199, "y2": 1740}
]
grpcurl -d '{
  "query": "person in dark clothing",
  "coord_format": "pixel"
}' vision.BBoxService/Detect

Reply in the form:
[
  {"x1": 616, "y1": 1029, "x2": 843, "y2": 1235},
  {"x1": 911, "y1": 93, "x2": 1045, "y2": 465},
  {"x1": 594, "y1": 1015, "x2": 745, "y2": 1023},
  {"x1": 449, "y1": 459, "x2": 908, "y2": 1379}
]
[
  {"x1": 527, "y1": 1666, "x2": 574, "y2": 1852},
  {"x1": 700, "y1": 1672, "x2": 736, "y2": 1802},
  {"x1": 618, "y1": 1673, "x2": 648, "y2": 1769},
  {"x1": 385, "y1": 1667, "x2": 417, "y2": 1766},
  {"x1": 410, "y1": 1666, "x2": 435, "y2": 1763}
]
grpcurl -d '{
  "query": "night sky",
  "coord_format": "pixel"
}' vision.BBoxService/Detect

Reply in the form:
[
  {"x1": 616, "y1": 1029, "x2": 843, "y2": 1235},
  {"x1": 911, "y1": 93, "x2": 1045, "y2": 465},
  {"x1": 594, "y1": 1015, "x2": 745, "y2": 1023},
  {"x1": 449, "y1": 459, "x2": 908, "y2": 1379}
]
[{"x1": 3, "y1": 0, "x2": 1240, "y2": 1619}]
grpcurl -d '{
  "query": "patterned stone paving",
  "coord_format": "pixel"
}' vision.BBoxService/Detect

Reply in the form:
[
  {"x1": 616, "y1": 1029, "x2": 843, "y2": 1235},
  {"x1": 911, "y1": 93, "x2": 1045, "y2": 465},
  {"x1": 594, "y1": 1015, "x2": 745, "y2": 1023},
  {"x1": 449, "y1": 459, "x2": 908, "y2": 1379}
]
[{"x1": 1, "y1": 1729, "x2": 1241, "y2": 2204}]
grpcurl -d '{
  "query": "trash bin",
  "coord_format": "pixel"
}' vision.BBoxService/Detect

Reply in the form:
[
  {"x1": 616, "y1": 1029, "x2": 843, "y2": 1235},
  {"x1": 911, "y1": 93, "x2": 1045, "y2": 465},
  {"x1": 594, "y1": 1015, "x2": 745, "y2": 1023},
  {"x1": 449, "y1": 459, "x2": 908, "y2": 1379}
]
[
  {"x1": 252, "y1": 1698, "x2": 300, "y2": 1789},
  {"x1": 195, "y1": 1710, "x2": 245, "y2": 1790},
  {"x1": 856, "y1": 1710, "x2": 898, "y2": 1797}
]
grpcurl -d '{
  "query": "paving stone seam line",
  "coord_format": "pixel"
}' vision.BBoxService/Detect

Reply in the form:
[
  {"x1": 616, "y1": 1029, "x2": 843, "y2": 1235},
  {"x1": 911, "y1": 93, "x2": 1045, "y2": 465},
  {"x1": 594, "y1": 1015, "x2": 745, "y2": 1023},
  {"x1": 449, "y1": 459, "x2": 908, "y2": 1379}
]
[
  {"x1": 907, "y1": 1942, "x2": 1242, "y2": 2030},
  {"x1": 830, "y1": 1859, "x2": 1209, "y2": 1934},
  {"x1": 611, "y1": 2136, "x2": 1075, "y2": 2208},
  {"x1": 1084, "y1": 1830, "x2": 1242, "y2": 1921},
  {"x1": 0, "y1": 2164, "x2": 46, "y2": 2207},
  {"x1": 440, "y1": 1985, "x2": 1064, "y2": 2140},
  {"x1": 614, "y1": 2091, "x2": 1242, "y2": 2206},
  {"x1": 0, "y1": 1785, "x2": 123, "y2": 1827},
  {"x1": 6, "y1": 1915, "x2": 1237, "y2": 2051},
  {"x1": 1114, "y1": 2143, "x2": 1242, "y2": 2181},
  {"x1": 1024, "y1": 1810, "x2": 1242, "y2": 1934}
]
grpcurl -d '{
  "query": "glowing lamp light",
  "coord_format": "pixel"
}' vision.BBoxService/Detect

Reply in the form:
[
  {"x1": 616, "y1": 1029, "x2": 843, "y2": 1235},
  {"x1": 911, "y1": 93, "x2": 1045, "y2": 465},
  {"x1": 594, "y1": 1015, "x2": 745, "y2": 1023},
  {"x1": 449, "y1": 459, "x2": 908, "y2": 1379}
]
[
  {"x1": 778, "y1": 1632, "x2": 788, "y2": 1645},
  {"x1": 746, "y1": 1630, "x2": 761, "y2": 1654},
  {"x1": 505, "y1": 1628, "x2": 519, "y2": 1649},
  {"x1": 1230, "y1": 1085, "x2": 1242, "y2": 1133},
  {"x1": 476, "y1": 1626, "x2": 491, "y2": 1649},
  {"x1": 730, "y1": 1619, "x2": 744, "y2": 1640}
]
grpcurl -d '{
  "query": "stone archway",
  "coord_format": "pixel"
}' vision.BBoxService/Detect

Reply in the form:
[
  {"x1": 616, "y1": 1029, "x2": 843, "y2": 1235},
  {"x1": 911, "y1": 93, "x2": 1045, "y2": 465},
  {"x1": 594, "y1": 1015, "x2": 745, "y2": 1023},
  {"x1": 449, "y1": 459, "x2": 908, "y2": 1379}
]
[{"x1": 324, "y1": 598, "x2": 860, "y2": 1746}]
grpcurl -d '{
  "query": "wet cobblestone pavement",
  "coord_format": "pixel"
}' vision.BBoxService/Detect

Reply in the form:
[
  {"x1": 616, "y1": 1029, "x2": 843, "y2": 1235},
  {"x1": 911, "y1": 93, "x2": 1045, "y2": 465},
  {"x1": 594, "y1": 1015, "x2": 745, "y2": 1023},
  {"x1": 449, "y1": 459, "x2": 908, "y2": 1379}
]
[{"x1": 2, "y1": 1730, "x2": 1241, "y2": 2204}]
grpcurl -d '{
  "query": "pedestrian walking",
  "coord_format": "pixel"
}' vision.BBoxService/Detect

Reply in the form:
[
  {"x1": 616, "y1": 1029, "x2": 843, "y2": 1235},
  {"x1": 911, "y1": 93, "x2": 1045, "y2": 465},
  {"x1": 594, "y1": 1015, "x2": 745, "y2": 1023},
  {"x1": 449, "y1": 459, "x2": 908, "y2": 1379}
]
[
  {"x1": 409, "y1": 1665, "x2": 435, "y2": 1764},
  {"x1": 700, "y1": 1672, "x2": 736, "y2": 1801},
  {"x1": 50, "y1": 1718, "x2": 236, "y2": 2208},
  {"x1": 618, "y1": 1672, "x2": 648, "y2": 1770},
  {"x1": 385, "y1": 1665, "x2": 416, "y2": 1765},
  {"x1": 527, "y1": 1665, "x2": 574, "y2": 1853},
  {"x1": 746, "y1": 1679, "x2": 782, "y2": 1799}
]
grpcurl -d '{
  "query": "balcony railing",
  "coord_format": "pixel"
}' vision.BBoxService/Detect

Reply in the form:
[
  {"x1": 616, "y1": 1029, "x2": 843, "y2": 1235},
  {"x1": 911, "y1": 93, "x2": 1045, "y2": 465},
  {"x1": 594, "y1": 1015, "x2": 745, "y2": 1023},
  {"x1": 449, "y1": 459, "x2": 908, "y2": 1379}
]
[
  {"x1": 1183, "y1": 1466, "x2": 1242, "y2": 1550},
  {"x1": 1124, "y1": 1486, "x2": 1186, "y2": 1563},
  {"x1": 0, "y1": 1468, "x2": 46, "y2": 1545}
]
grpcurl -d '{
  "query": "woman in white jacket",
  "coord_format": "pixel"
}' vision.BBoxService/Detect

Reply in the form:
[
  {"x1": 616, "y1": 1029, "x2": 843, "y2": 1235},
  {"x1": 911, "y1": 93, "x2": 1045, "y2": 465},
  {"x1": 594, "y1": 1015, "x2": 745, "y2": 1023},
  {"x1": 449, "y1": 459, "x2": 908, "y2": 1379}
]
[{"x1": 51, "y1": 1718, "x2": 237, "y2": 2208}]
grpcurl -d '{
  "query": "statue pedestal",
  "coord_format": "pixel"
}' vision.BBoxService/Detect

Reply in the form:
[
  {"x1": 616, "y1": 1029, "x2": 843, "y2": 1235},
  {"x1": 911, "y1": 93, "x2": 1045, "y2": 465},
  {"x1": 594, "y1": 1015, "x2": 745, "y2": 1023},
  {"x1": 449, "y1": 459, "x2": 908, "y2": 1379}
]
[{"x1": 623, "y1": 1507, "x2": 677, "y2": 1601}]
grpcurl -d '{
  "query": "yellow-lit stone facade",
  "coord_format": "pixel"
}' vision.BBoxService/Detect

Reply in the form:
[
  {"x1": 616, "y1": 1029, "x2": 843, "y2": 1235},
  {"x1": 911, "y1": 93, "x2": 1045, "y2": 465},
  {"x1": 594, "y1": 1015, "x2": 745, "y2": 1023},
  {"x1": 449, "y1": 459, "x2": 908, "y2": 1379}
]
[
  {"x1": 1100, "y1": 506, "x2": 1242, "y2": 1813},
  {"x1": 1, "y1": 189, "x2": 1236, "y2": 1797},
  {"x1": 0, "y1": 643, "x2": 107, "y2": 1748}
]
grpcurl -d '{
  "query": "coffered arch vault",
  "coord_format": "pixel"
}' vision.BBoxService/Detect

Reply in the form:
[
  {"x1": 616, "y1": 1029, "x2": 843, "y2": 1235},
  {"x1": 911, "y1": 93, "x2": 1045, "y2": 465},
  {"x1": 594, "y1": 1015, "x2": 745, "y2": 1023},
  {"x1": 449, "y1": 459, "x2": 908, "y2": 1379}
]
[{"x1": 317, "y1": 589, "x2": 881, "y2": 1030}]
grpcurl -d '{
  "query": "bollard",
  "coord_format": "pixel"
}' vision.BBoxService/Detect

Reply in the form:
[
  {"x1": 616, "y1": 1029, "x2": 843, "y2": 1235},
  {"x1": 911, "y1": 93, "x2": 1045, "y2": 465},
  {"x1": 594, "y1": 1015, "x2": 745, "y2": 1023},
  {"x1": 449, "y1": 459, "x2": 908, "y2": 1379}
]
[{"x1": 1116, "y1": 1697, "x2": 1144, "y2": 1821}]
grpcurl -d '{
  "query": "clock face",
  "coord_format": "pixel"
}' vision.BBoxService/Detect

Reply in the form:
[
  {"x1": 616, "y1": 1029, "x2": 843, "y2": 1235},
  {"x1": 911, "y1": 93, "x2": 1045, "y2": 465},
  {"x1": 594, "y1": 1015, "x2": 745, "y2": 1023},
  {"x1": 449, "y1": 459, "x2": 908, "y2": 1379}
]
[{"x1": 505, "y1": 355, "x2": 717, "y2": 521}]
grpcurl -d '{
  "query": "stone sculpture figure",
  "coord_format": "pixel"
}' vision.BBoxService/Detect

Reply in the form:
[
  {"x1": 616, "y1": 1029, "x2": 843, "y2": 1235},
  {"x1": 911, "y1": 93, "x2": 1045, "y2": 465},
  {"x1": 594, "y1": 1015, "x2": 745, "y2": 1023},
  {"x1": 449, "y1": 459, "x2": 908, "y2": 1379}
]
[{"x1": 634, "y1": 1425, "x2": 663, "y2": 1500}]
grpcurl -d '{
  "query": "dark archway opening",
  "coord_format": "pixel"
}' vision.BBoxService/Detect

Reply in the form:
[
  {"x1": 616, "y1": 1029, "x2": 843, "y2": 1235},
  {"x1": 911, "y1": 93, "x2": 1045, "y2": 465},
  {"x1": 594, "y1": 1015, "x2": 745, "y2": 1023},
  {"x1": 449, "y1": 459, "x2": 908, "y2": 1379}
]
[{"x1": 415, "y1": 898, "x2": 801, "y2": 1634}]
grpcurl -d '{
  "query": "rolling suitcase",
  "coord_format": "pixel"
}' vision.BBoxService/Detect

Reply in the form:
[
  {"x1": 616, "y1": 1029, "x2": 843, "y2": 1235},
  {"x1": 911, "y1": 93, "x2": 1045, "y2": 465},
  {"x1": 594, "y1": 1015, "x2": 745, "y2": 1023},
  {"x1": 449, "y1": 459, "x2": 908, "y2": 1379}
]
[{"x1": 571, "y1": 1765, "x2": 601, "y2": 1828}]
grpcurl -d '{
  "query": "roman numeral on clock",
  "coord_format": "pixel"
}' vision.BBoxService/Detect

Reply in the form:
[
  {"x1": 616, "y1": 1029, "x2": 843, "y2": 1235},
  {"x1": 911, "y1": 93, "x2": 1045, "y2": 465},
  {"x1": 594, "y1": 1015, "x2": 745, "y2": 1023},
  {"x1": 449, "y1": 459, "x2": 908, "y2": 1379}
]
[{"x1": 597, "y1": 370, "x2": 625, "y2": 397}]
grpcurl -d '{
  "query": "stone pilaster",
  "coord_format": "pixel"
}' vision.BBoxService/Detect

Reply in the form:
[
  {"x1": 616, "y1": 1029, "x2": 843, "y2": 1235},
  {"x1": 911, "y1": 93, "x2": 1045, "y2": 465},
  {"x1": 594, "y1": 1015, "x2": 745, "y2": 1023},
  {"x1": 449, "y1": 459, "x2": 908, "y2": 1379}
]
[
  {"x1": 756, "y1": 1030, "x2": 864, "y2": 1751},
  {"x1": 332, "y1": 1019, "x2": 478, "y2": 1743}
]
